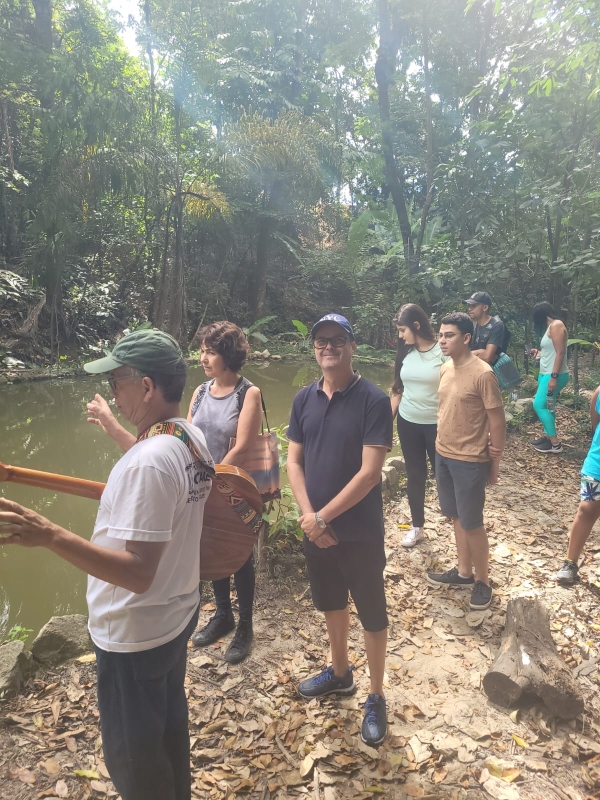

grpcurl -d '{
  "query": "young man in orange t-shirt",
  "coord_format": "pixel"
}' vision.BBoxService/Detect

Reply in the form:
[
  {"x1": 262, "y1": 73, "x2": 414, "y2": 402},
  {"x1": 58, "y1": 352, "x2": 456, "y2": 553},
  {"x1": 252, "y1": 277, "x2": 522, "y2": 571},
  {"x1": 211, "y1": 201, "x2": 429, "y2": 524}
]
[{"x1": 427, "y1": 312, "x2": 506, "y2": 611}]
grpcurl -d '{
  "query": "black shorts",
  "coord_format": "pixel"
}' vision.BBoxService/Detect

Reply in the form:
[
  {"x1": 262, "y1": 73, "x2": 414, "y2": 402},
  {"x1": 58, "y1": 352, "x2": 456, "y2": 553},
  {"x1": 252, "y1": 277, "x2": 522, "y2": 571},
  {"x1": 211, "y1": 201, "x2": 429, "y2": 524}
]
[
  {"x1": 435, "y1": 452, "x2": 489, "y2": 531},
  {"x1": 302, "y1": 536, "x2": 388, "y2": 632}
]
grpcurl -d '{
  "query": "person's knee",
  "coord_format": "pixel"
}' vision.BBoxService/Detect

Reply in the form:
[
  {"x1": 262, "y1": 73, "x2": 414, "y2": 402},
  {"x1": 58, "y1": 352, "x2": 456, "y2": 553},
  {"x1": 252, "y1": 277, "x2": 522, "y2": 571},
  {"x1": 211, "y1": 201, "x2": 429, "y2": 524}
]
[
  {"x1": 577, "y1": 501, "x2": 600, "y2": 522},
  {"x1": 532, "y1": 394, "x2": 546, "y2": 413}
]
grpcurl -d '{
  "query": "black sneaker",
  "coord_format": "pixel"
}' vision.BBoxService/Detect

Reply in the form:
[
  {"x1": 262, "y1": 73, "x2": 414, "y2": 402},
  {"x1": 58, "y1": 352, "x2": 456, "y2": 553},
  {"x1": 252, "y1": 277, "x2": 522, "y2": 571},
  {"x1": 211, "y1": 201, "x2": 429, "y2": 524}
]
[
  {"x1": 191, "y1": 610, "x2": 235, "y2": 647},
  {"x1": 470, "y1": 580, "x2": 493, "y2": 610},
  {"x1": 298, "y1": 665, "x2": 356, "y2": 699},
  {"x1": 224, "y1": 618, "x2": 253, "y2": 664},
  {"x1": 556, "y1": 560, "x2": 579, "y2": 585},
  {"x1": 529, "y1": 435, "x2": 550, "y2": 447},
  {"x1": 532, "y1": 439, "x2": 563, "y2": 454},
  {"x1": 427, "y1": 566, "x2": 475, "y2": 588},
  {"x1": 361, "y1": 693, "x2": 387, "y2": 746}
]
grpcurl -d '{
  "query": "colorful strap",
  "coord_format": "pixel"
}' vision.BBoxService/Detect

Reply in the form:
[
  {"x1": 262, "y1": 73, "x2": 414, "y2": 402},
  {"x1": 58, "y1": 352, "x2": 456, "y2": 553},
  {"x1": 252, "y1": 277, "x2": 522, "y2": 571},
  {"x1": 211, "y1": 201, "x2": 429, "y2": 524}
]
[{"x1": 137, "y1": 422, "x2": 263, "y2": 536}]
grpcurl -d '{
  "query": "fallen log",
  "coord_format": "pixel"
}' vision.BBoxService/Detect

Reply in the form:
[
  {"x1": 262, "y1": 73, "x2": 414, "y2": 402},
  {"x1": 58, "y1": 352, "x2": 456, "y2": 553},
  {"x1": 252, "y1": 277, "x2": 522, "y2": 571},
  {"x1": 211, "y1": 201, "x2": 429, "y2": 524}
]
[{"x1": 483, "y1": 596, "x2": 584, "y2": 719}]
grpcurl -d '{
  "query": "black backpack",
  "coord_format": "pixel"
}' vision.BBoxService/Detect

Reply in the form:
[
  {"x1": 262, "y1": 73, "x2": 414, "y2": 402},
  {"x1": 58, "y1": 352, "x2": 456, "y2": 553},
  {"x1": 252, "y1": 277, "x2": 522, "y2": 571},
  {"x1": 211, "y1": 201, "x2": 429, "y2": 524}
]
[{"x1": 493, "y1": 316, "x2": 511, "y2": 354}]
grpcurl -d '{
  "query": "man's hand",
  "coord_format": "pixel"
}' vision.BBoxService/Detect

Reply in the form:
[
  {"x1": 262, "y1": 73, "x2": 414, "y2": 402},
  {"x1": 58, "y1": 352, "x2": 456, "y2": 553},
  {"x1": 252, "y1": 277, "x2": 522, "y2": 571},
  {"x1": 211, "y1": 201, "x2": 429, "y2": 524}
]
[
  {"x1": 0, "y1": 498, "x2": 57, "y2": 548},
  {"x1": 87, "y1": 394, "x2": 118, "y2": 434},
  {"x1": 488, "y1": 442, "x2": 503, "y2": 459},
  {"x1": 488, "y1": 461, "x2": 500, "y2": 486},
  {"x1": 298, "y1": 513, "x2": 338, "y2": 548}
]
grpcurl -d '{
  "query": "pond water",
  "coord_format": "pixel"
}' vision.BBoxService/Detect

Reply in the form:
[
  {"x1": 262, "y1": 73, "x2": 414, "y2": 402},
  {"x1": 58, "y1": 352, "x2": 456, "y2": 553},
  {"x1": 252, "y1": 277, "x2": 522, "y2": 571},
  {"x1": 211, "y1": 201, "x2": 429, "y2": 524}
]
[{"x1": 0, "y1": 359, "x2": 395, "y2": 639}]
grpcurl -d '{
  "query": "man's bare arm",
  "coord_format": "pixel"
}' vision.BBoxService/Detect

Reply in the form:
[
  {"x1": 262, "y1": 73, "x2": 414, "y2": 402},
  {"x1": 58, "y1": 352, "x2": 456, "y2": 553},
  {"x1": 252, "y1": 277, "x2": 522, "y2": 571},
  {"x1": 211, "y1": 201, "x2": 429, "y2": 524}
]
[
  {"x1": 286, "y1": 441, "x2": 314, "y2": 516},
  {"x1": 319, "y1": 445, "x2": 388, "y2": 523},
  {"x1": 473, "y1": 344, "x2": 498, "y2": 364},
  {"x1": 0, "y1": 498, "x2": 165, "y2": 594}
]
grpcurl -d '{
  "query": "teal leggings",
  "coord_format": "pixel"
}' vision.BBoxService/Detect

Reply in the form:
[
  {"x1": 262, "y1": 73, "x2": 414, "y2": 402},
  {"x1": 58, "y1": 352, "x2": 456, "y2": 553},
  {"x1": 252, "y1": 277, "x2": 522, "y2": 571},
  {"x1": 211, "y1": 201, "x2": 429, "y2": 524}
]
[{"x1": 533, "y1": 372, "x2": 569, "y2": 436}]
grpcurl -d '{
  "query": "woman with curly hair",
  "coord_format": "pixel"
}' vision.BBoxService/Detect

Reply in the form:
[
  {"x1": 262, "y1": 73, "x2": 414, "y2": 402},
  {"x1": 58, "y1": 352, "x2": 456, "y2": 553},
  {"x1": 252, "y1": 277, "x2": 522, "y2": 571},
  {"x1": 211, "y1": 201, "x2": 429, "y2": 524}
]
[{"x1": 188, "y1": 321, "x2": 262, "y2": 663}]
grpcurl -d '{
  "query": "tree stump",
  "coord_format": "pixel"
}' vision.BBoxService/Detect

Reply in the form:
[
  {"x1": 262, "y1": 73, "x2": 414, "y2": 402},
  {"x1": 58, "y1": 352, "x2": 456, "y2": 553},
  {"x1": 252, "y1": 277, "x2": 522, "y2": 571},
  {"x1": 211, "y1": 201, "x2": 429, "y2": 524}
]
[{"x1": 483, "y1": 597, "x2": 584, "y2": 719}]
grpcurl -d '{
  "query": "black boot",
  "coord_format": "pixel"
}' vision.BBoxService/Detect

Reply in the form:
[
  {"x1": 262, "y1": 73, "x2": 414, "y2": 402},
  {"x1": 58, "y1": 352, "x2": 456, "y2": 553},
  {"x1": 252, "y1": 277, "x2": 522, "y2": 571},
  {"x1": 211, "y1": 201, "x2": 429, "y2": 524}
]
[
  {"x1": 224, "y1": 617, "x2": 253, "y2": 664},
  {"x1": 191, "y1": 610, "x2": 235, "y2": 647}
]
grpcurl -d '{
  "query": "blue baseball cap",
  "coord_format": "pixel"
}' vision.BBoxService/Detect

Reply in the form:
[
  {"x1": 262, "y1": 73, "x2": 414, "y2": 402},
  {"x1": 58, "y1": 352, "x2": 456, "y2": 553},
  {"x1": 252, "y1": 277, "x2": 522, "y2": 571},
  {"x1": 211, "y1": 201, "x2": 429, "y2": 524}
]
[{"x1": 311, "y1": 313, "x2": 355, "y2": 341}]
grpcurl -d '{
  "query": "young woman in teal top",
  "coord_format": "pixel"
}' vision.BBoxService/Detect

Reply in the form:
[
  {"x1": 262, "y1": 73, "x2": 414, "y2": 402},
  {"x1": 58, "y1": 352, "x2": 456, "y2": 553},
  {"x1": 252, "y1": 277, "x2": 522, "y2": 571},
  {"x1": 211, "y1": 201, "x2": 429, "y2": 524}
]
[
  {"x1": 530, "y1": 301, "x2": 569, "y2": 454},
  {"x1": 391, "y1": 304, "x2": 446, "y2": 548},
  {"x1": 555, "y1": 385, "x2": 600, "y2": 584}
]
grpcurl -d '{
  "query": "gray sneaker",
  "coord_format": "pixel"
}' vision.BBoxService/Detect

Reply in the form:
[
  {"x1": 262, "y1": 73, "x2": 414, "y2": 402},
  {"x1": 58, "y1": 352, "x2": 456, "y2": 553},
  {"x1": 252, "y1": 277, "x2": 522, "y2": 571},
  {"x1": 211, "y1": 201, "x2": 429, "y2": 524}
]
[
  {"x1": 427, "y1": 566, "x2": 474, "y2": 588},
  {"x1": 529, "y1": 435, "x2": 550, "y2": 447},
  {"x1": 556, "y1": 560, "x2": 579, "y2": 585},
  {"x1": 470, "y1": 580, "x2": 493, "y2": 610}
]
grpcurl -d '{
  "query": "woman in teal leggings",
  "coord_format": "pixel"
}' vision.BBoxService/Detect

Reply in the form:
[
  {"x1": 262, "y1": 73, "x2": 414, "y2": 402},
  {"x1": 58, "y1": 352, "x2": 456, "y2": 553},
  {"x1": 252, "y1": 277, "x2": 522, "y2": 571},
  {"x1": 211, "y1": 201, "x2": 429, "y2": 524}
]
[{"x1": 530, "y1": 301, "x2": 569, "y2": 454}]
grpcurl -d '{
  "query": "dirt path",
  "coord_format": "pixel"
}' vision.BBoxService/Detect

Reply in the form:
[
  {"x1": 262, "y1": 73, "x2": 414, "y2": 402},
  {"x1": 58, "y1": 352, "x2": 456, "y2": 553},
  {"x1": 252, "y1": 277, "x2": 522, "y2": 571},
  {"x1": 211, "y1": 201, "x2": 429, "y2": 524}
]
[{"x1": 2, "y1": 418, "x2": 600, "y2": 800}]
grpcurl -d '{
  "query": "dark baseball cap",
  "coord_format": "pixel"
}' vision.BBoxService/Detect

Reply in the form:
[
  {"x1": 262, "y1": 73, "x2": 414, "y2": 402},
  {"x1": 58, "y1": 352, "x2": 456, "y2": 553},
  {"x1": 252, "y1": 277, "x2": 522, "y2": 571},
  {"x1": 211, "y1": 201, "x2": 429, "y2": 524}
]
[
  {"x1": 464, "y1": 291, "x2": 492, "y2": 308},
  {"x1": 84, "y1": 329, "x2": 185, "y2": 375},
  {"x1": 311, "y1": 313, "x2": 355, "y2": 340}
]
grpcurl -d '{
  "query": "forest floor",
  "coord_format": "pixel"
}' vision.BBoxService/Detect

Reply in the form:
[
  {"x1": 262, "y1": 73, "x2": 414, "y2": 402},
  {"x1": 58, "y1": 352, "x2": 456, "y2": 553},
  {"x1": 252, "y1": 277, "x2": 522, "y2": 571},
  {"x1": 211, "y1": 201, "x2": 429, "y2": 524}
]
[{"x1": 2, "y1": 406, "x2": 600, "y2": 800}]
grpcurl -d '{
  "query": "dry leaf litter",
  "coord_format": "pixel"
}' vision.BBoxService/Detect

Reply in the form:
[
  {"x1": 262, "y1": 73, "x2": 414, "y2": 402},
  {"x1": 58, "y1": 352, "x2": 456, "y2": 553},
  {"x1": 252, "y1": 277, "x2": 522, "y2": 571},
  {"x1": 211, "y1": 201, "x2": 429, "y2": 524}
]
[{"x1": 2, "y1": 408, "x2": 600, "y2": 800}]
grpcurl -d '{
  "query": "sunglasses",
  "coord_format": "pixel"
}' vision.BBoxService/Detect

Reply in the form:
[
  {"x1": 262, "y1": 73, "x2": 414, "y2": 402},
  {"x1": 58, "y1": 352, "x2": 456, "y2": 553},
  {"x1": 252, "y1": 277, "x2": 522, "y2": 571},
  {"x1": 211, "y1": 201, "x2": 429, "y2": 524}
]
[{"x1": 313, "y1": 336, "x2": 349, "y2": 349}]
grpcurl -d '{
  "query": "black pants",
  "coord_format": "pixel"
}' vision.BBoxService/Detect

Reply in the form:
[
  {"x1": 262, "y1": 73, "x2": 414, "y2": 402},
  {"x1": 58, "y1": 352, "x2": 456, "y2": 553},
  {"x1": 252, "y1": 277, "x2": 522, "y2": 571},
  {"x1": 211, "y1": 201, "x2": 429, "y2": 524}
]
[
  {"x1": 94, "y1": 608, "x2": 199, "y2": 800},
  {"x1": 397, "y1": 413, "x2": 437, "y2": 528},
  {"x1": 213, "y1": 554, "x2": 255, "y2": 619}
]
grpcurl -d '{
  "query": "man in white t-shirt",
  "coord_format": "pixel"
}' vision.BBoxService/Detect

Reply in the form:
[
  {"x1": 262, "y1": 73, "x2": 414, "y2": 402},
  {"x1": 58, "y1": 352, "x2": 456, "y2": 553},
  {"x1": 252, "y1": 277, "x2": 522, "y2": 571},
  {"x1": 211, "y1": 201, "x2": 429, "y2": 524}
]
[{"x1": 0, "y1": 330, "x2": 212, "y2": 800}]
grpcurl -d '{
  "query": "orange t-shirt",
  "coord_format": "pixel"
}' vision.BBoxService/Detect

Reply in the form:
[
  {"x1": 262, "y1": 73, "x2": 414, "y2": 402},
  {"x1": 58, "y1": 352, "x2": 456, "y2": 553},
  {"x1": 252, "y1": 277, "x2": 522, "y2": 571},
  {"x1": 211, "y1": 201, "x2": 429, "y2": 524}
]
[{"x1": 436, "y1": 357, "x2": 503, "y2": 463}]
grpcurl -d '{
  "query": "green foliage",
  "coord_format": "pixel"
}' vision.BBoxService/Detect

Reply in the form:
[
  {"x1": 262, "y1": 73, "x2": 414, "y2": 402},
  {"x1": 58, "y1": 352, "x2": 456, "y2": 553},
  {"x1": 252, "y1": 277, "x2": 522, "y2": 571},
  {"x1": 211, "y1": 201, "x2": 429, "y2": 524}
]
[
  {"x1": 291, "y1": 320, "x2": 308, "y2": 337},
  {"x1": 1, "y1": 0, "x2": 599, "y2": 359},
  {"x1": 265, "y1": 423, "x2": 303, "y2": 547},
  {"x1": 6, "y1": 624, "x2": 34, "y2": 643},
  {"x1": 242, "y1": 316, "x2": 278, "y2": 345}
]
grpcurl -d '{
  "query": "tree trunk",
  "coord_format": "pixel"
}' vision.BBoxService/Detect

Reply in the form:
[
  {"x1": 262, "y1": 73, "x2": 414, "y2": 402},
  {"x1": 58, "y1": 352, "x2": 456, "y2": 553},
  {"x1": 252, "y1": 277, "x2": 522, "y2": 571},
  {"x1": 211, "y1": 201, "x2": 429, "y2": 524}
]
[
  {"x1": 31, "y1": 0, "x2": 53, "y2": 110},
  {"x1": 483, "y1": 597, "x2": 584, "y2": 720},
  {"x1": 252, "y1": 214, "x2": 271, "y2": 321},
  {"x1": 415, "y1": 5, "x2": 434, "y2": 269},
  {"x1": 374, "y1": 0, "x2": 415, "y2": 273},
  {"x1": 168, "y1": 192, "x2": 186, "y2": 341},
  {"x1": 31, "y1": 0, "x2": 53, "y2": 52},
  {"x1": 572, "y1": 289, "x2": 579, "y2": 396},
  {"x1": 153, "y1": 201, "x2": 172, "y2": 328}
]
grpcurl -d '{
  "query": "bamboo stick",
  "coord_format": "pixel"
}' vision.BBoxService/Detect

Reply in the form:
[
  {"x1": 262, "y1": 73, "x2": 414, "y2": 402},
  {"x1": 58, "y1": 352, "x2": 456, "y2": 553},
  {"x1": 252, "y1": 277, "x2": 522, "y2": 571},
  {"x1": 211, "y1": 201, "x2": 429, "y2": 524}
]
[{"x1": 0, "y1": 461, "x2": 105, "y2": 501}]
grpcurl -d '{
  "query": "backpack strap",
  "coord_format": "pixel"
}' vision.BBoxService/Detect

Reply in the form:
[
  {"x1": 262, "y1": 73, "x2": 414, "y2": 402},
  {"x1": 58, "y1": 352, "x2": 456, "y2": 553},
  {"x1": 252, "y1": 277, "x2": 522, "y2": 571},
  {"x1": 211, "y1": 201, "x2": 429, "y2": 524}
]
[{"x1": 137, "y1": 421, "x2": 263, "y2": 535}]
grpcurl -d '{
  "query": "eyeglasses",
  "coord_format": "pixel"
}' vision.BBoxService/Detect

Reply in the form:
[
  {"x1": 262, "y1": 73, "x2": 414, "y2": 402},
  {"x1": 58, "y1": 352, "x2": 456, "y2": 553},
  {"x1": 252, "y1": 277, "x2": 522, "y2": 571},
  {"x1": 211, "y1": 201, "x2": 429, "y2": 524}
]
[
  {"x1": 106, "y1": 370, "x2": 141, "y2": 392},
  {"x1": 313, "y1": 336, "x2": 349, "y2": 350},
  {"x1": 438, "y1": 332, "x2": 459, "y2": 341}
]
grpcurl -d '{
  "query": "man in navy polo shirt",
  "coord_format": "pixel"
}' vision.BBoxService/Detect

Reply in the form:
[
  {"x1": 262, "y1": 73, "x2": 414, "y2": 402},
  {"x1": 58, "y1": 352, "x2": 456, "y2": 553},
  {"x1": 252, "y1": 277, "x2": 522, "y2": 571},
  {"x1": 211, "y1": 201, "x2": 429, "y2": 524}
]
[{"x1": 287, "y1": 314, "x2": 393, "y2": 746}]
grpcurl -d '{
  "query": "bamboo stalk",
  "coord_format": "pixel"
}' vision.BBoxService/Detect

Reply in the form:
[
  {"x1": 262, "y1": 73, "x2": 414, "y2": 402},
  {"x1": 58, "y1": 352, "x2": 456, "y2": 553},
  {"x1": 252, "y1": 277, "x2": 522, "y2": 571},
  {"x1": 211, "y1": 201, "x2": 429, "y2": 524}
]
[{"x1": 0, "y1": 462, "x2": 105, "y2": 501}]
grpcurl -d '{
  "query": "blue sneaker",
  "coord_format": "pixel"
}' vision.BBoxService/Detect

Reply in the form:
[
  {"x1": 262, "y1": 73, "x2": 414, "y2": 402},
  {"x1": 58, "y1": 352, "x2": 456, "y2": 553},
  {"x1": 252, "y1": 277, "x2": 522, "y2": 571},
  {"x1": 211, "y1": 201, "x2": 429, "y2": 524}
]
[
  {"x1": 298, "y1": 665, "x2": 356, "y2": 699},
  {"x1": 361, "y1": 693, "x2": 387, "y2": 746}
]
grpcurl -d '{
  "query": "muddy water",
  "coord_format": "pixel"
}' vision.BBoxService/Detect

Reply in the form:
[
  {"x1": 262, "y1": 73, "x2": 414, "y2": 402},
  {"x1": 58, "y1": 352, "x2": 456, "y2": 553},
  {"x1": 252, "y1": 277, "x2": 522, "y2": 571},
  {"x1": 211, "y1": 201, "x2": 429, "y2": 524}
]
[{"x1": 0, "y1": 359, "x2": 395, "y2": 639}]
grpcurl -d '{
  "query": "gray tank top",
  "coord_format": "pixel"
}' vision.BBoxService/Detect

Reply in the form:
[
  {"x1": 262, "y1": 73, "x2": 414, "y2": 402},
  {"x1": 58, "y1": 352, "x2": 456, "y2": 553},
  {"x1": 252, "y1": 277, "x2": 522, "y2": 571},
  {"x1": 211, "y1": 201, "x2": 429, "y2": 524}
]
[
  {"x1": 190, "y1": 377, "x2": 253, "y2": 463},
  {"x1": 540, "y1": 325, "x2": 568, "y2": 375}
]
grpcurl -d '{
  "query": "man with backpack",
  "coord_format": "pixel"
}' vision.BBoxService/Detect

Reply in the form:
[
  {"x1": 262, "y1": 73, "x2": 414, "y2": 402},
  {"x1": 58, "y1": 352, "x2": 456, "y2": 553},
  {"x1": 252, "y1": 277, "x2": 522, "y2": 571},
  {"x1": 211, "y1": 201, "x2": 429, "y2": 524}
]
[{"x1": 465, "y1": 292, "x2": 508, "y2": 364}]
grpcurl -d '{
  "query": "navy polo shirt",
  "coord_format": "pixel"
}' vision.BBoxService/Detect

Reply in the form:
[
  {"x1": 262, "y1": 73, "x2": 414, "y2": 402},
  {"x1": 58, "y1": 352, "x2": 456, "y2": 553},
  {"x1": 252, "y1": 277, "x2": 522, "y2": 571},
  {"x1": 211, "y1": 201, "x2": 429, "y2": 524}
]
[{"x1": 287, "y1": 372, "x2": 393, "y2": 542}]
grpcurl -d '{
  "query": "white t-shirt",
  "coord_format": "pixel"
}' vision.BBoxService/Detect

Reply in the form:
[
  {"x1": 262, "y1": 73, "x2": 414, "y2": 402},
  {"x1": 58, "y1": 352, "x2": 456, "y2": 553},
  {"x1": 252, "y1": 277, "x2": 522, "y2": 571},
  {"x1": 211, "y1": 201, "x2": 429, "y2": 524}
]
[
  {"x1": 398, "y1": 343, "x2": 447, "y2": 425},
  {"x1": 87, "y1": 418, "x2": 213, "y2": 653}
]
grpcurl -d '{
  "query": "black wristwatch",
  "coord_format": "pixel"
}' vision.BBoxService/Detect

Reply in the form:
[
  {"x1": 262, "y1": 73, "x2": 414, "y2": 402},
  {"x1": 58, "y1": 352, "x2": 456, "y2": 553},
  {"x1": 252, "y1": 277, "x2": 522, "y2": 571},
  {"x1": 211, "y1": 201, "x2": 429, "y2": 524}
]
[{"x1": 551, "y1": 372, "x2": 558, "y2": 379}]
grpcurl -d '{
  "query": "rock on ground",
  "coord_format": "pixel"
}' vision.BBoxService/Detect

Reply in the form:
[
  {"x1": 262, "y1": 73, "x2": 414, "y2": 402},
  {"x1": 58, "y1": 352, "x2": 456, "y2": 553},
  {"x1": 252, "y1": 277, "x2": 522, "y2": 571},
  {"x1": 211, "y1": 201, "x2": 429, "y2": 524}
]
[
  {"x1": 30, "y1": 614, "x2": 92, "y2": 667},
  {"x1": 0, "y1": 641, "x2": 36, "y2": 699}
]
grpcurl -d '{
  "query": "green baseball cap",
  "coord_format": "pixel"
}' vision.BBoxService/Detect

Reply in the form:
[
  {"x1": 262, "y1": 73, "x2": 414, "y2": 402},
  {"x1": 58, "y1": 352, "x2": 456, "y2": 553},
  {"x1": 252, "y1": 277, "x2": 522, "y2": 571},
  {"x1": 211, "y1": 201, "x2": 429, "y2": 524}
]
[{"x1": 84, "y1": 329, "x2": 185, "y2": 375}]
